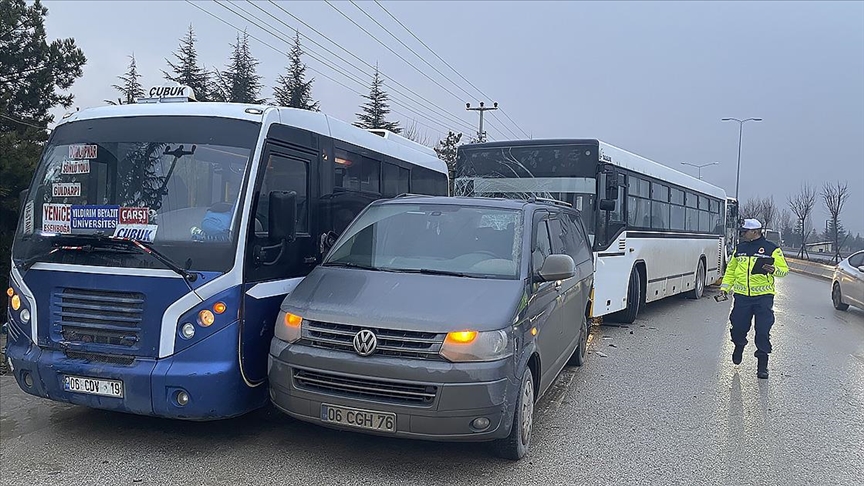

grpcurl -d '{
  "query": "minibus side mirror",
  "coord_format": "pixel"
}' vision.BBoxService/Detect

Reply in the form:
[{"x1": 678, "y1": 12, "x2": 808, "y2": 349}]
[{"x1": 268, "y1": 191, "x2": 297, "y2": 242}]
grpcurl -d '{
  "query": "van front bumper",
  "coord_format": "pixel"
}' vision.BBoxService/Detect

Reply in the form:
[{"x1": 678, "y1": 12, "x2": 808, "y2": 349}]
[{"x1": 268, "y1": 338, "x2": 520, "y2": 441}]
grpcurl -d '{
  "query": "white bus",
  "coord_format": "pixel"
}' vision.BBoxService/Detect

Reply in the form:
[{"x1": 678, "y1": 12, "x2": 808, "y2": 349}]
[{"x1": 455, "y1": 139, "x2": 729, "y2": 323}]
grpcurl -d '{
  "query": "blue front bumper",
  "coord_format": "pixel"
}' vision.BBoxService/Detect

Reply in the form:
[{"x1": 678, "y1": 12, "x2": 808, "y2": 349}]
[{"x1": 5, "y1": 320, "x2": 267, "y2": 420}]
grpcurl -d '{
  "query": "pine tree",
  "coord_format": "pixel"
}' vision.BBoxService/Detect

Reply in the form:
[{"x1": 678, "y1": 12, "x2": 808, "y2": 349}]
[
  {"x1": 273, "y1": 33, "x2": 319, "y2": 111},
  {"x1": 212, "y1": 31, "x2": 265, "y2": 104},
  {"x1": 434, "y1": 131, "x2": 463, "y2": 194},
  {"x1": 354, "y1": 65, "x2": 400, "y2": 133},
  {"x1": 1, "y1": 0, "x2": 86, "y2": 321},
  {"x1": 106, "y1": 54, "x2": 144, "y2": 105},
  {"x1": 164, "y1": 24, "x2": 211, "y2": 102}
]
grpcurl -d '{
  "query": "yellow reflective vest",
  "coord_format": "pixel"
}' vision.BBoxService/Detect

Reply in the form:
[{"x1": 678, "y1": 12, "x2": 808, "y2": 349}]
[{"x1": 721, "y1": 237, "x2": 789, "y2": 296}]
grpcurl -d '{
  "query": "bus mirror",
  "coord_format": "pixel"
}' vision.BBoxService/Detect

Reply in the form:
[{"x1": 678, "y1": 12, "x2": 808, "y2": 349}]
[
  {"x1": 268, "y1": 191, "x2": 297, "y2": 242},
  {"x1": 605, "y1": 186, "x2": 619, "y2": 200},
  {"x1": 18, "y1": 189, "x2": 29, "y2": 214},
  {"x1": 599, "y1": 199, "x2": 616, "y2": 211}
]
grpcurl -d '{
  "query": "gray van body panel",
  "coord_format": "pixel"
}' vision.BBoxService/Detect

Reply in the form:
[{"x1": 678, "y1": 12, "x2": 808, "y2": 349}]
[{"x1": 281, "y1": 267, "x2": 524, "y2": 333}]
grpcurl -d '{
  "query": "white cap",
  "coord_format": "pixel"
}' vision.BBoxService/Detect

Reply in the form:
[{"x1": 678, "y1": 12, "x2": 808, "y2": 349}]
[{"x1": 740, "y1": 218, "x2": 762, "y2": 230}]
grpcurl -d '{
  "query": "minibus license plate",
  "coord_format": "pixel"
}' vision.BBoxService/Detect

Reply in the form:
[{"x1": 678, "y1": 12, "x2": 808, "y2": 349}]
[
  {"x1": 321, "y1": 404, "x2": 395, "y2": 432},
  {"x1": 64, "y1": 375, "x2": 123, "y2": 398}
]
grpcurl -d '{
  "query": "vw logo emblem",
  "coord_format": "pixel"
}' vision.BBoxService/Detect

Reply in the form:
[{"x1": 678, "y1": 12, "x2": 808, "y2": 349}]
[{"x1": 353, "y1": 329, "x2": 377, "y2": 357}]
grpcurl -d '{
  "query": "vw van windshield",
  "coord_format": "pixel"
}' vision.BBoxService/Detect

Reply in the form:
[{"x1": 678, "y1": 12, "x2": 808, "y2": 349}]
[{"x1": 325, "y1": 203, "x2": 523, "y2": 279}]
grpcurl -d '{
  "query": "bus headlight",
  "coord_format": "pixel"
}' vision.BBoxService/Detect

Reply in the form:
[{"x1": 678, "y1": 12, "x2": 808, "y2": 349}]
[
  {"x1": 275, "y1": 311, "x2": 303, "y2": 343},
  {"x1": 19, "y1": 308, "x2": 31, "y2": 323},
  {"x1": 440, "y1": 329, "x2": 512, "y2": 362},
  {"x1": 11, "y1": 294, "x2": 21, "y2": 311}
]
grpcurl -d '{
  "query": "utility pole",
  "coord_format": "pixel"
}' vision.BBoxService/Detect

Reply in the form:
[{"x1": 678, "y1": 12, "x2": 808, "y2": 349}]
[{"x1": 466, "y1": 101, "x2": 497, "y2": 143}]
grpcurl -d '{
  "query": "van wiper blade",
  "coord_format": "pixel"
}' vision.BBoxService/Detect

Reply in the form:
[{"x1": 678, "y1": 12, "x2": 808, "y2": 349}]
[
  {"x1": 397, "y1": 268, "x2": 488, "y2": 279},
  {"x1": 321, "y1": 261, "x2": 383, "y2": 271}
]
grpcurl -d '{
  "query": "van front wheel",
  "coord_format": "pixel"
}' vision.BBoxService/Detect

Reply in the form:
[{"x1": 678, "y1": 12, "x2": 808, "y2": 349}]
[{"x1": 493, "y1": 367, "x2": 534, "y2": 460}]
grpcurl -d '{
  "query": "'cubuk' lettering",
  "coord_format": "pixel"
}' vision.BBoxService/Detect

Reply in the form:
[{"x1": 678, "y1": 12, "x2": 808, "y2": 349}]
[{"x1": 149, "y1": 86, "x2": 186, "y2": 98}]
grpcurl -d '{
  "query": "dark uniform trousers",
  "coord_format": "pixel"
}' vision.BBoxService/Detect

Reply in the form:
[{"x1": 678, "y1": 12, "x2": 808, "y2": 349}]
[{"x1": 729, "y1": 294, "x2": 775, "y2": 357}]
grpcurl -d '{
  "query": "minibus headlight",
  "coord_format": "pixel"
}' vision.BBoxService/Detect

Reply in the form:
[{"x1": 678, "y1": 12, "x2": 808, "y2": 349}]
[
  {"x1": 275, "y1": 311, "x2": 303, "y2": 343},
  {"x1": 440, "y1": 329, "x2": 512, "y2": 362}
]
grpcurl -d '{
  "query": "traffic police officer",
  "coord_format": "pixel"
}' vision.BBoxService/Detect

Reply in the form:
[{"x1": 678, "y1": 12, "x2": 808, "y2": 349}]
[{"x1": 720, "y1": 219, "x2": 789, "y2": 379}]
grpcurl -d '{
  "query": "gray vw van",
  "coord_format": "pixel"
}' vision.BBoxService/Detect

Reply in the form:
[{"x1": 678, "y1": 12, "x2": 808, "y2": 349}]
[{"x1": 268, "y1": 195, "x2": 594, "y2": 459}]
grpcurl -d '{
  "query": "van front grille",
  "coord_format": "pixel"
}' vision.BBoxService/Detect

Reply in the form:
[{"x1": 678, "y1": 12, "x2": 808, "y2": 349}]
[
  {"x1": 302, "y1": 320, "x2": 445, "y2": 360},
  {"x1": 293, "y1": 368, "x2": 437, "y2": 405}
]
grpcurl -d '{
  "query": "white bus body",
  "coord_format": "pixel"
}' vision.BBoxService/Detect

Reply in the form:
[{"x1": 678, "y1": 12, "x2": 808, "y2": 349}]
[{"x1": 456, "y1": 139, "x2": 729, "y2": 322}]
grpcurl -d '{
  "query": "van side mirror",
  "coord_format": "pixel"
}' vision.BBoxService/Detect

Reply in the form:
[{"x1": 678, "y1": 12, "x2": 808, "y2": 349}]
[
  {"x1": 268, "y1": 190, "x2": 297, "y2": 242},
  {"x1": 538, "y1": 254, "x2": 576, "y2": 282},
  {"x1": 599, "y1": 199, "x2": 616, "y2": 212}
]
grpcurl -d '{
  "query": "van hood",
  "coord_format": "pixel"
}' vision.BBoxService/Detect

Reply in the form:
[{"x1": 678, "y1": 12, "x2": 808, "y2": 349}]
[{"x1": 282, "y1": 266, "x2": 526, "y2": 333}]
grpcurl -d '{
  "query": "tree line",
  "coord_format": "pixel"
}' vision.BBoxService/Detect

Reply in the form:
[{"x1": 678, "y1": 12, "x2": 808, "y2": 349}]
[
  {"x1": 739, "y1": 181, "x2": 860, "y2": 262},
  {"x1": 108, "y1": 25, "x2": 463, "y2": 171}
]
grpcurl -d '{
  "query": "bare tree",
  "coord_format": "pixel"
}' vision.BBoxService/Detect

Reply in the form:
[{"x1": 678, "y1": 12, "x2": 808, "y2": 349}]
[
  {"x1": 402, "y1": 119, "x2": 430, "y2": 147},
  {"x1": 760, "y1": 196, "x2": 777, "y2": 230},
  {"x1": 740, "y1": 197, "x2": 762, "y2": 220},
  {"x1": 822, "y1": 181, "x2": 850, "y2": 264},
  {"x1": 788, "y1": 183, "x2": 817, "y2": 259}
]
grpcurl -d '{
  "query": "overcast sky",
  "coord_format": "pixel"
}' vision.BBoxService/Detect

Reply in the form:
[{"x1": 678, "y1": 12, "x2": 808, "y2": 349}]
[{"x1": 42, "y1": 1, "x2": 864, "y2": 235}]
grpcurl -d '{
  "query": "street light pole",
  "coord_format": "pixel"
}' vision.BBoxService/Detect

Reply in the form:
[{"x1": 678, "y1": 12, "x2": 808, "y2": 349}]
[
  {"x1": 721, "y1": 117, "x2": 762, "y2": 200},
  {"x1": 681, "y1": 161, "x2": 719, "y2": 180}
]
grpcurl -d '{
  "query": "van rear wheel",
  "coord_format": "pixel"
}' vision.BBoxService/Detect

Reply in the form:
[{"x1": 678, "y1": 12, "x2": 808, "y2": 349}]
[{"x1": 568, "y1": 313, "x2": 588, "y2": 367}]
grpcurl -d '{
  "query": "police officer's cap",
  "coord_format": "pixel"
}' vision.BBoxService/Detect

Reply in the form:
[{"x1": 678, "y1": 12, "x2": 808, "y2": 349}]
[{"x1": 740, "y1": 218, "x2": 763, "y2": 230}]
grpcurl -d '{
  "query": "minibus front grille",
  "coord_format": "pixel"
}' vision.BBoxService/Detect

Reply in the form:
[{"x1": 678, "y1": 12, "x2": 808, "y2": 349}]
[{"x1": 55, "y1": 288, "x2": 144, "y2": 351}]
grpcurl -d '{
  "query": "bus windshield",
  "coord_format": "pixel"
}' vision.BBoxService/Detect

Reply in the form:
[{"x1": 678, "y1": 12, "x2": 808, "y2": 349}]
[
  {"x1": 455, "y1": 143, "x2": 597, "y2": 235},
  {"x1": 12, "y1": 116, "x2": 261, "y2": 273}
]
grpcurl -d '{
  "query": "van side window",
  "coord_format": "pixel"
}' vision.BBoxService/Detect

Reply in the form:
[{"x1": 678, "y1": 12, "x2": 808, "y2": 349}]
[
  {"x1": 533, "y1": 217, "x2": 552, "y2": 274},
  {"x1": 564, "y1": 213, "x2": 592, "y2": 264}
]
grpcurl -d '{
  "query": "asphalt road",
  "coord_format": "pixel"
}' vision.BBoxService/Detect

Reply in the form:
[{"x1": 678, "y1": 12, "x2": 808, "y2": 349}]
[{"x1": 1, "y1": 273, "x2": 862, "y2": 485}]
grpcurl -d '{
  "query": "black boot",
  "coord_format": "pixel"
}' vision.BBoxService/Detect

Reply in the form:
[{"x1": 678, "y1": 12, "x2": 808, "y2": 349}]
[
  {"x1": 757, "y1": 354, "x2": 769, "y2": 379},
  {"x1": 732, "y1": 344, "x2": 744, "y2": 365}
]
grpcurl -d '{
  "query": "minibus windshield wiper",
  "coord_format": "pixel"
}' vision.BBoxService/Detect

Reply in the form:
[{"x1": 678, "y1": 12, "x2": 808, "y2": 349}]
[{"x1": 24, "y1": 234, "x2": 201, "y2": 284}]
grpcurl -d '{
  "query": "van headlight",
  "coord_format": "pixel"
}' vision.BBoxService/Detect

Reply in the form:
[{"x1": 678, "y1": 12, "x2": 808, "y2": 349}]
[
  {"x1": 275, "y1": 311, "x2": 303, "y2": 343},
  {"x1": 440, "y1": 329, "x2": 512, "y2": 362}
]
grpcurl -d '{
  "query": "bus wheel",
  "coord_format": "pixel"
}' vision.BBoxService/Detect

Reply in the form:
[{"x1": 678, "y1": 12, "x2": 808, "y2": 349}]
[
  {"x1": 612, "y1": 268, "x2": 641, "y2": 324},
  {"x1": 686, "y1": 260, "x2": 706, "y2": 300}
]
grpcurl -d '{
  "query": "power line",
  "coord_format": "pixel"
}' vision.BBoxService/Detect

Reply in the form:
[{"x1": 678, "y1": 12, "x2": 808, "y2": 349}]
[
  {"x1": 0, "y1": 112, "x2": 50, "y2": 131},
  {"x1": 349, "y1": 0, "x2": 513, "y2": 142},
  {"x1": 349, "y1": 0, "x2": 474, "y2": 101},
  {"x1": 324, "y1": 0, "x2": 469, "y2": 105},
  {"x1": 372, "y1": 0, "x2": 530, "y2": 139},
  {"x1": 221, "y1": 1, "x2": 461, "y2": 137},
  {"x1": 188, "y1": 1, "x2": 450, "y2": 137},
  {"x1": 246, "y1": 1, "x2": 475, "y2": 134},
  {"x1": 264, "y1": 0, "x2": 472, "y2": 134}
]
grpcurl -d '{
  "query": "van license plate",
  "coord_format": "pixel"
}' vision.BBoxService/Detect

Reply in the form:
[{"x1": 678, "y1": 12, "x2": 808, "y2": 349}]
[
  {"x1": 321, "y1": 404, "x2": 395, "y2": 432},
  {"x1": 64, "y1": 375, "x2": 123, "y2": 398}
]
